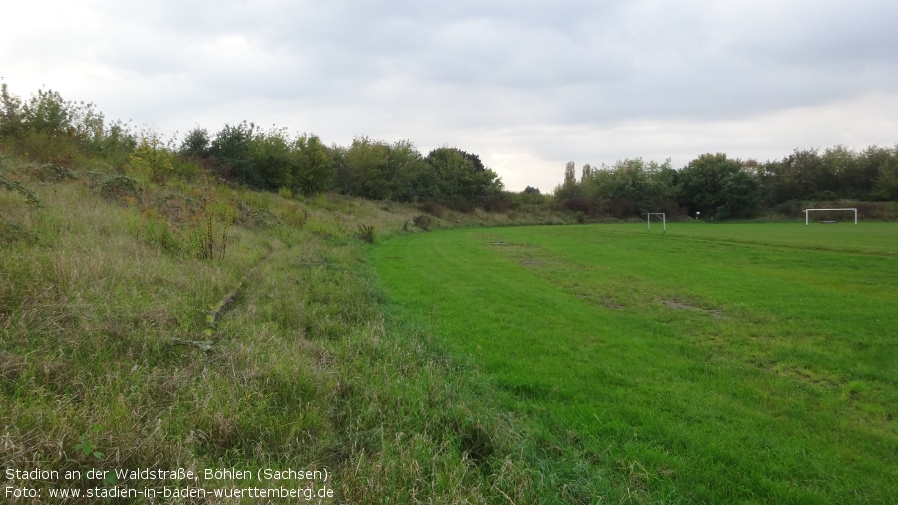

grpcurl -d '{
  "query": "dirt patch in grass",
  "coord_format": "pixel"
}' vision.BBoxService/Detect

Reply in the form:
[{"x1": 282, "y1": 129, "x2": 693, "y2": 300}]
[
  {"x1": 601, "y1": 298, "x2": 626, "y2": 310},
  {"x1": 664, "y1": 300, "x2": 722, "y2": 318}
]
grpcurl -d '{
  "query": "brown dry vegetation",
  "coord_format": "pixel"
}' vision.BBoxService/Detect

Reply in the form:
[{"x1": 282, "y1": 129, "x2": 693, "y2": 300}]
[{"x1": 1, "y1": 153, "x2": 577, "y2": 504}]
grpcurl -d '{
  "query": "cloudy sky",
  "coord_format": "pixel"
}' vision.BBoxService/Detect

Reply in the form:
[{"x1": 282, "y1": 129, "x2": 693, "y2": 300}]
[{"x1": 3, "y1": 0, "x2": 897, "y2": 191}]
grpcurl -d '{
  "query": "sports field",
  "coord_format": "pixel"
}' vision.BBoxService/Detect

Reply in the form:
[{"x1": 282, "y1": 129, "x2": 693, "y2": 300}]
[{"x1": 373, "y1": 222, "x2": 898, "y2": 503}]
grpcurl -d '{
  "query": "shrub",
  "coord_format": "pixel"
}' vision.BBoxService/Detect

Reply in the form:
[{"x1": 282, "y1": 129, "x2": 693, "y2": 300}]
[
  {"x1": 607, "y1": 197, "x2": 638, "y2": 218},
  {"x1": 413, "y1": 214, "x2": 432, "y2": 230},
  {"x1": 482, "y1": 195, "x2": 513, "y2": 213},
  {"x1": 356, "y1": 224, "x2": 375, "y2": 243},
  {"x1": 182, "y1": 195, "x2": 237, "y2": 260},
  {"x1": 0, "y1": 176, "x2": 40, "y2": 206},
  {"x1": 419, "y1": 200, "x2": 445, "y2": 217},
  {"x1": 99, "y1": 174, "x2": 143, "y2": 203},
  {"x1": 561, "y1": 197, "x2": 593, "y2": 214},
  {"x1": 447, "y1": 199, "x2": 476, "y2": 213}
]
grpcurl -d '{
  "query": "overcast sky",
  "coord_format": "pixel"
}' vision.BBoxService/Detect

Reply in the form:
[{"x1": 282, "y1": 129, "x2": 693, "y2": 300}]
[{"x1": 3, "y1": 0, "x2": 897, "y2": 191}]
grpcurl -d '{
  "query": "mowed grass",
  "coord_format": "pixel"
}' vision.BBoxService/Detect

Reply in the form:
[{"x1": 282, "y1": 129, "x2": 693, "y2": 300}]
[{"x1": 373, "y1": 222, "x2": 898, "y2": 503}]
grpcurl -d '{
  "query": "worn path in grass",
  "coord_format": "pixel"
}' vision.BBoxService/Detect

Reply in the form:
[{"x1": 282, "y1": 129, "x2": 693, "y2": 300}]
[{"x1": 373, "y1": 222, "x2": 898, "y2": 503}]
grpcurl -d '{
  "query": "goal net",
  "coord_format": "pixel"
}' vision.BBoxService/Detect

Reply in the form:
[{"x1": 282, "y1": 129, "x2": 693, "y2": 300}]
[{"x1": 803, "y1": 208, "x2": 857, "y2": 225}]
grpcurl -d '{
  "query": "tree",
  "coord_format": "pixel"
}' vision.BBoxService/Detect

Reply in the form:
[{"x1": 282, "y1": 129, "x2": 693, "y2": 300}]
[
  {"x1": 856, "y1": 145, "x2": 895, "y2": 200},
  {"x1": 578, "y1": 158, "x2": 677, "y2": 217},
  {"x1": 554, "y1": 161, "x2": 580, "y2": 200},
  {"x1": 386, "y1": 140, "x2": 432, "y2": 201},
  {"x1": 871, "y1": 145, "x2": 898, "y2": 201},
  {"x1": 343, "y1": 136, "x2": 392, "y2": 199},
  {"x1": 248, "y1": 126, "x2": 294, "y2": 190},
  {"x1": 21, "y1": 88, "x2": 74, "y2": 135},
  {"x1": 179, "y1": 127, "x2": 210, "y2": 158},
  {"x1": 678, "y1": 153, "x2": 759, "y2": 218},
  {"x1": 715, "y1": 170, "x2": 761, "y2": 219},
  {"x1": 426, "y1": 147, "x2": 502, "y2": 202},
  {"x1": 0, "y1": 83, "x2": 24, "y2": 137},
  {"x1": 291, "y1": 134, "x2": 333, "y2": 195},
  {"x1": 820, "y1": 145, "x2": 858, "y2": 199},
  {"x1": 209, "y1": 122, "x2": 257, "y2": 186}
]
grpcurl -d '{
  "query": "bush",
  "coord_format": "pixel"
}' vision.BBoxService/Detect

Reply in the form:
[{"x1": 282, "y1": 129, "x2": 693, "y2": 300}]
[
  {"x1": 446, "y1": 198, "x2": 476, "y2": 213},
  {"x1": 98, "y1": 174, "x2": 143, "y2": 203},
  {"x1": 413, "y1": 214, "x2": 432, "y2": 231},
  {"x1": 419, "y1": 200, "x2": 445, "y2": 217},
  {"x1": 28, "y1": 163, "x2": 76, "y2": 182},
  {"x1": 607, "y1": 197, "x2": 638, "y2": 218},
  {"x1": 482, "y1": 195, "x2": 513, "y2": 213},
  {"x1": 1, "y1": 176, "x2": 40, "y2": 206},
  {"x1": 356, "y1": 224, "x2": 375, "y2": 243},
  {"x1": 561, "y1": 197, "x2": 594, "y2": 214}
]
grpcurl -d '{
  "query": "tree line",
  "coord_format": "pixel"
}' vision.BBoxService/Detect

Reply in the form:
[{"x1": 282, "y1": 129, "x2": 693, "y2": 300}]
[
  {"x1": 0, "y1": 85, "x2": 503, "y2": 208},
  {"x1": 2, "y1": 84, "x2": 896, "y2": 218},
  {"x1": 554, "y1": 146, "x2": 898, "y2": 219}
]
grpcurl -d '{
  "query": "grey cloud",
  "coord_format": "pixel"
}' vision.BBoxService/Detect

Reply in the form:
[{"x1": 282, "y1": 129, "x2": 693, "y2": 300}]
[{"x1": 4, "y1": 0, "x2": 896, "y2": 191}]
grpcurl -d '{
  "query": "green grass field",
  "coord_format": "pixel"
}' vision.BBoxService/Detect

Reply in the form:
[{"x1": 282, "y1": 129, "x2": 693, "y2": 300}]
[{"x1": 373, "y1": 222, "x2": 898, "y2": 503}]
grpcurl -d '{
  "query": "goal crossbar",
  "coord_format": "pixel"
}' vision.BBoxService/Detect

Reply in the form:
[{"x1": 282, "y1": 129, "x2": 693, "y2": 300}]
[
  {"x1": 645, "y1": 212, "x2": 666, "y2": 232},
  {"x1": 804, "y1": 208, "x2": 857, "y2": 225}
]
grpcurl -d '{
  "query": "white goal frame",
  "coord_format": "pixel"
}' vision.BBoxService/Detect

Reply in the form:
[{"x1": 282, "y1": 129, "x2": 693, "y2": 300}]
[
  {"x1": 804, "y1": 208, "x2": 857, "y2": 225},
  {"x1": 646, "y1": 213, "x2": 666, "y2": 232}
]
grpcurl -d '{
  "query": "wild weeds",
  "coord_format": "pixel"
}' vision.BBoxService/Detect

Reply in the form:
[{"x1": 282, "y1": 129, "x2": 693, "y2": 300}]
[
  {"x1": 0, "y1": 175, "x2": 40, "y2": 206},
  {"x1": 356, "y1": 223, "x2": 375, "y2": 243},
  {"x1": 413, "y1": 214, "x2": 432, "y2": 230},
  {"x1": 177, "y1": 194, "x2": 237, "y2": 260}
]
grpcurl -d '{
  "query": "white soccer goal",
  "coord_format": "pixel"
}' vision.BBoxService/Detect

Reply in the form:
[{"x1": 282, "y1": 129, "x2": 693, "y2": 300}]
[
  {"x1": 804, "y1": 208, "x2": 857, "y2": 225},
  {"x1": 646, "y1": 212, "x2": 666, "y2": 232}
]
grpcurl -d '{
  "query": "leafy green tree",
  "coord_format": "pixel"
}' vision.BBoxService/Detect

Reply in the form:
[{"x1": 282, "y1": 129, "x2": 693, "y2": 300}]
[
  {"x1": 179, "y1": 127, "x2": 210, "y2": 158},
  {"x1": 871, "y1": 145, "x2": 898, "y2": 201},
  {"x1": 523, "y1": 186, "x2": 541, "y2": 195},
  {"x1": 554, "y1": 161, "x2": 580, "y2": 200},
  {"x1": 579, "y1": 158, "x2": 677, "y2": 217},
  {"x1": 343, "y1": 136, "x2": 392, "y2": 199},
  {"x1": 21, "y1": 88, "x2": 74, "y2": 135},
  {"x1": 764, "y1": 148, "x2": 825, "y2": 203},
  {"x1": 715, "y1": 170, "x2": 761, "y2": 219},
  {"x1": 0, "y1": 83, "x2": 24, "y2": 137},
  {"x1": 209, "y1": 121, "x2": 257, "y2": 185},
  {"x1": 386, "y1": 140, "x2": 433, "y2": 201},
  {"x1": 856, "y1": 145, "x2": 895, "y2": 200},
  {"x1": 581, "y1": 164, "x2": 592, "y2": 182},
  {"x1": 678, "y1": 153, "x2": 759, "y2": 218},
  {"x1": 253, "y1": 127, "x2": 295, "y2": 190},
  {"x1": 426, "y1": 147, "x2": 502, "y2": 203},
  {"x1": 818, "y1": 145, "x2": 858, "y2": 199},
  {"x1": 291, "y1": 134, "x2": 333, "y2": 195}
]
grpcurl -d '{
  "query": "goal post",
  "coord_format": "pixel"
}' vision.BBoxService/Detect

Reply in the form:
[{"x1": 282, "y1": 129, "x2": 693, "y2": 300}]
[
  {"x1": 646, "y1": 212, "x2": 666, "y2": 232},
  {"x1": 804, "y1": 208, "x2": 857, "y2": 225}
]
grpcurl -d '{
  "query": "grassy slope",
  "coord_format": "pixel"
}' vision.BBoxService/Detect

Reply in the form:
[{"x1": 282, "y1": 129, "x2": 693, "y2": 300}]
[
  {"x1": 373, "y1": 223, "x2": 898, "y2": 503},
  {"x1": 1, "y1": 156, "x2": 586, "y2": 504}
]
